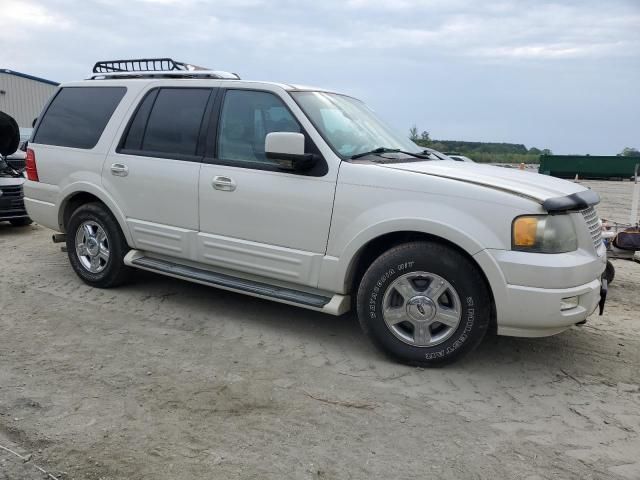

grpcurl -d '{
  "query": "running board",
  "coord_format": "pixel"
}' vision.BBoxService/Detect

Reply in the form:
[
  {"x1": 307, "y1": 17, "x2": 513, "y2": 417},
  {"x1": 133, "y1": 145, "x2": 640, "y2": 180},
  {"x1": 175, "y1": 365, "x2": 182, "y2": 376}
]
[{"x1": 124, "y1": 250, "x2": 350, "y2": 315}]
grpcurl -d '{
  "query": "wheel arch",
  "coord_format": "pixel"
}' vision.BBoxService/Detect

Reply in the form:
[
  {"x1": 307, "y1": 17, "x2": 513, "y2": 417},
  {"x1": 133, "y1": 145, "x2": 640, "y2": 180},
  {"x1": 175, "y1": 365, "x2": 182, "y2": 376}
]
[
  {"x1": 341, "y1": 229, "x2": 497, "y2": 333},
  {"x1": 58, "y1": 184, "x2": 133, "y2": 245}
]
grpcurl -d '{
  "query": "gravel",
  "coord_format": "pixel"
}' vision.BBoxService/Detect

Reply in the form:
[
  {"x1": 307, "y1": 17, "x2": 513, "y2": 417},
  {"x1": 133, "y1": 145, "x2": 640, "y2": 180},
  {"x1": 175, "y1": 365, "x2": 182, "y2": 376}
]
[{"x1": 0, "y1": 179, "x2": 638, "y2": 479}]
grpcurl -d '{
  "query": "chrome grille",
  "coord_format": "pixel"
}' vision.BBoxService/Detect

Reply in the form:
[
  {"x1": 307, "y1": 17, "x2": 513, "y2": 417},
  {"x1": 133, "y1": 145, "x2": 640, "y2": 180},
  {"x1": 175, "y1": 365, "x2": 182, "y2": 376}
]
[
  {"x1": 581, "y1": 206, "x2": 602, "y2": 250},
  {"x1": 0, "y1": 185, "x2": 23, "y2": 198}
]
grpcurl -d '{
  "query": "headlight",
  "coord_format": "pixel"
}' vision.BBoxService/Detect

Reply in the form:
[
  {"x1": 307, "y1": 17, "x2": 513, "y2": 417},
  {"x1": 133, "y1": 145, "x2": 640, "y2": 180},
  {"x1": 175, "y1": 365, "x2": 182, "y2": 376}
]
[{"x1": 512, "y1": 215, "x2": 578, "y2": 253}]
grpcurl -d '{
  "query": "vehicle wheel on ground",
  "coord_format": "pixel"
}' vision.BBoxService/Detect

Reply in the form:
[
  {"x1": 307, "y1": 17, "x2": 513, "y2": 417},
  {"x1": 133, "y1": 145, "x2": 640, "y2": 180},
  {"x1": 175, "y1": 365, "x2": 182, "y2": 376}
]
[
  {"x1": 604, "y1": 260, "x2": 615, "y2": 284},
  {"x1": 356, "y1": 240, "x2": 491, "y2": 367},
  {"x1": 9, "y1": 218, "x2": 33, "y2": 227},
  {"x1": 65, "y1": 202, "x2": 131, "y2": 288}
]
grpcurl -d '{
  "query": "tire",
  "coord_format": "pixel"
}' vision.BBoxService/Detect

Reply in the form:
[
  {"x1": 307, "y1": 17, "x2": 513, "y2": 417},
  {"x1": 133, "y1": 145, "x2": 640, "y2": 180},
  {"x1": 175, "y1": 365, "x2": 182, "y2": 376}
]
[
  {"x1": 9, "y1": 217, "x2": 33, "y2": 227},
  {"x1": 65, "y1": 202, "x2": 131, "y2": 288},
  {"x1": 604, "y1": 260, "x2": 615, "y2": 285},
  {"x1": 356, "y1": 241, "x2": 491, "y2": 367}
]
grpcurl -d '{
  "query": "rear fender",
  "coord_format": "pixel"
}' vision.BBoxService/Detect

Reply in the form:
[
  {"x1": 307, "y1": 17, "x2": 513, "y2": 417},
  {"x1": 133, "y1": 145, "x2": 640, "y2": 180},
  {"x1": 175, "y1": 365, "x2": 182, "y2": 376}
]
[{"x1": 58, "y1": 182, "x2": 133, "y2": 245}]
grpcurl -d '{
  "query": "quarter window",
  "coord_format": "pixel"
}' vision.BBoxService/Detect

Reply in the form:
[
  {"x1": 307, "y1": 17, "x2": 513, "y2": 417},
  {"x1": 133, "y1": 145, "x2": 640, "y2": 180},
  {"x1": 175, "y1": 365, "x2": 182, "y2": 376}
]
[
  {"x1": 33, "y1": 87, "x2": 126, "y2": 149},
  {"x1": 121, "y1": 90, "x2": 157, "y2": 151},
  {"x1": 217, "y1": 90, "x2": 301, "y2": 165}
]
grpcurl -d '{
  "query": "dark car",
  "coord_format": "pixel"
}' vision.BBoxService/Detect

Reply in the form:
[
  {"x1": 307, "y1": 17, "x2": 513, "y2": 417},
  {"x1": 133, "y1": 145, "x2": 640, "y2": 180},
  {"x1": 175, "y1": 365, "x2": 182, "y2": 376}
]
[{"x1": 0, "y1": 112, "x2": 31, "y2": 226}]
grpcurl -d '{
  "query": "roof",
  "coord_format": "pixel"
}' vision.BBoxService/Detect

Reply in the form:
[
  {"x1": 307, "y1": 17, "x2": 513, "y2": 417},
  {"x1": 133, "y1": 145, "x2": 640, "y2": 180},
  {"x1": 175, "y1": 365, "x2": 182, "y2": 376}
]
[
  {"x1": 75, "y1": 77, "x2": 343, "y2": 96},
  {"x1": 0, "y1": 69, "x2": 59, "y2": 87}
]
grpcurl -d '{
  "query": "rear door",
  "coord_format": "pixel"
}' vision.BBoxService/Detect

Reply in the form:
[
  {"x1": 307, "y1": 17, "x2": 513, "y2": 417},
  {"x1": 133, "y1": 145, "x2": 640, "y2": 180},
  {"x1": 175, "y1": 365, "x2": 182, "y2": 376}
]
[{"x1": 103, "y1": 86, "x2": 216, "y2": 259}]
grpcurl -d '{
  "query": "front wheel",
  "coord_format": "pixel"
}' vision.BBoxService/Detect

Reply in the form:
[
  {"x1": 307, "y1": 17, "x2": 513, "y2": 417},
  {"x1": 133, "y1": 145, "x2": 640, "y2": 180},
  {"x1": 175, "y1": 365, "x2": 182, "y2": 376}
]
[{"x1": 356, "y1": 241, "x2": 491, "y2": 367}]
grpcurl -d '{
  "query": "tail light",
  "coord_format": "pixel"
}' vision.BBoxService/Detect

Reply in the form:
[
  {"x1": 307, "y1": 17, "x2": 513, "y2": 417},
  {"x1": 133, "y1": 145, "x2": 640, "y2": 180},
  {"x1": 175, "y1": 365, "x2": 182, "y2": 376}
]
[{"x1": 25, "y1": 148, "x2": 39, "y2": 181}]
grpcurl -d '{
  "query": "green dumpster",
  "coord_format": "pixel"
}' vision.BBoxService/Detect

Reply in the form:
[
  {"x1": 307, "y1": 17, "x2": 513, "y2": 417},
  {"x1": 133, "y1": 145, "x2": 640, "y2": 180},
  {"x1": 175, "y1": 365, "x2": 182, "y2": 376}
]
[{"x1": 539, "y1": 155, "x2": 639, "y2": 179}]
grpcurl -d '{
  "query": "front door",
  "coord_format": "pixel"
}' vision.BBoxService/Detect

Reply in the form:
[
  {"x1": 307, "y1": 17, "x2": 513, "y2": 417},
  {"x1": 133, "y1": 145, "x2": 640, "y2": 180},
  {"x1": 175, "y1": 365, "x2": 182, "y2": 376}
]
[
  {"x1": 104, "y1": 87, "x2": 215, "y2": 259},
  {"x1": 198, "y1": 88, "x2": 336, "y2": 287}
]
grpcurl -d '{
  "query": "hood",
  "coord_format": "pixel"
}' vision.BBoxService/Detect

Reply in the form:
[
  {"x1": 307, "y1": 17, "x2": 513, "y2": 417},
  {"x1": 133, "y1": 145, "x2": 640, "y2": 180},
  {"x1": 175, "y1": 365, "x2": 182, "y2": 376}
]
[
  {"x1": 380, "y1": 160, "x2": 588, "y2": 204},
  {"x1": 0, "y1": 159, "x2": 25, "y2": 183}
]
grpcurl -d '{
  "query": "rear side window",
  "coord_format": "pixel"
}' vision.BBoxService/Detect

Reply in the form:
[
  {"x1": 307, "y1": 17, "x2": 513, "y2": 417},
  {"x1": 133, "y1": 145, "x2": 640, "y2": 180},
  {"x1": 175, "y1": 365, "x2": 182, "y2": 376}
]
[
  {"x1": 34, "y1": 87, "x2": 126, "y2": 149},
  {"x1": 121, "y1": 88, "x2": 211, "y2": 158}
]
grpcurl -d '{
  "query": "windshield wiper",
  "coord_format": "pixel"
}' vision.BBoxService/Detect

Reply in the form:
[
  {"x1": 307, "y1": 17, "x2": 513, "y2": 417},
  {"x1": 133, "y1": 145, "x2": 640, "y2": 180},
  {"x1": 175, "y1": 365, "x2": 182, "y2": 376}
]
[
  {"x1": 420, "y1": 148, "x2": 447, "y2": 160},
  {"x1": 351, "y1": 147, "x2": 429, "y2": 160}
]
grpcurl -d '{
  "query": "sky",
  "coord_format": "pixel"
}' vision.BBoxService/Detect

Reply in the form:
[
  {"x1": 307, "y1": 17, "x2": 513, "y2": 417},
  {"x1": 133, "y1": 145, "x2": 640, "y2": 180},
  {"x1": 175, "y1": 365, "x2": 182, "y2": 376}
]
[{"x1": 1, "y1": 0, "x2": 638, "y2": 154}]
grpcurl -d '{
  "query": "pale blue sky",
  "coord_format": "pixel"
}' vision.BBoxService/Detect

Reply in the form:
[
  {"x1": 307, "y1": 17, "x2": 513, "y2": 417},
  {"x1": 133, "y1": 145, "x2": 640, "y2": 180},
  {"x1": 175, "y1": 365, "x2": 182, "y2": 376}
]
[{"x1": 2, "y1": 0, "x2": 638, "y2": 154}]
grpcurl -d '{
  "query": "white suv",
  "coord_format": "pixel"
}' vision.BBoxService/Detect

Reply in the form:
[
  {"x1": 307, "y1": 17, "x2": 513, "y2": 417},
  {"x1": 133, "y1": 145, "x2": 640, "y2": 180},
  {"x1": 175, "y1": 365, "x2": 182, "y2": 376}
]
[{"x1": 24, "y1": 58, "x2": 606, "y2": 366}]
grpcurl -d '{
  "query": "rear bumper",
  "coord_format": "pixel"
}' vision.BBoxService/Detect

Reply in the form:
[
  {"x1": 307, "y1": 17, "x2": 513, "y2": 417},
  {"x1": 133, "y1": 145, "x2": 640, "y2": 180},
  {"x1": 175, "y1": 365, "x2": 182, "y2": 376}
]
[
  {"x1": 23, "y1": 197, "x2": 57, "y2": 229},
  {"x1": 474, "y1": 247, "x2": 606, "y2": 337}
]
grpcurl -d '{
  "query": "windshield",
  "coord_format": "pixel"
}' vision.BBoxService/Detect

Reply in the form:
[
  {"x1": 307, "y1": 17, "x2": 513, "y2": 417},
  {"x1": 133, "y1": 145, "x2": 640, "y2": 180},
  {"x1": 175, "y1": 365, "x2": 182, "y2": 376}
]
[{"x1": 291, "y1": 91, "x2": 424, "y2": 159}]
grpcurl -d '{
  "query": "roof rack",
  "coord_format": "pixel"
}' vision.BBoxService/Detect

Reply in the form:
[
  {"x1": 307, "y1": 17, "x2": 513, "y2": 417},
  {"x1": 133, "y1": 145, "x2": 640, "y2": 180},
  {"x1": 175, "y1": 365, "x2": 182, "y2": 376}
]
[
  {"x1": 90, "y1": 57, "x2": 240, "y2": 80},
  {"x1": 93, "y1": 58, "x2": 205, "y2": 73}
]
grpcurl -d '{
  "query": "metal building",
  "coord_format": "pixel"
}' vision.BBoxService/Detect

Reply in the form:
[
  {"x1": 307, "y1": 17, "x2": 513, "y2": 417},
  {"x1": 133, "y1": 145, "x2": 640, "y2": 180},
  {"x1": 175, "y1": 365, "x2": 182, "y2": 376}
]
[{"x1": 0, "y1": 69, "x2": 58, "y2": 128}]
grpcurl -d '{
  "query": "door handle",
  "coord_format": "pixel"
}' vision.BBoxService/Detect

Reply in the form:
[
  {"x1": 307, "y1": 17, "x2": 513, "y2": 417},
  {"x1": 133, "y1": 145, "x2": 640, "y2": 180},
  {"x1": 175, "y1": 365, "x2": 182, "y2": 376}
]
[
  {"x1": 110, "y1": 163, "x2": 129, "y2": 177},
  {"x1": 212, "y1": 176, "x2": 236, "y2": 192}
]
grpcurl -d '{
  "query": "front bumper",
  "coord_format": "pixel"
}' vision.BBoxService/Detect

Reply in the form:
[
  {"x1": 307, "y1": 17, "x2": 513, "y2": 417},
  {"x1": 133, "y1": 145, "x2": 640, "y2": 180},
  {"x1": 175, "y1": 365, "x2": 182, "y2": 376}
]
[
  {"x1": 0, "y1": 184, "x2": 29, "y2": 221},
  {"x1": 496, "y1": 278, "x2": 601, "y2": 337},
  {"x1": 474, "y1": 247, "x2": 606, "y2": 337}
]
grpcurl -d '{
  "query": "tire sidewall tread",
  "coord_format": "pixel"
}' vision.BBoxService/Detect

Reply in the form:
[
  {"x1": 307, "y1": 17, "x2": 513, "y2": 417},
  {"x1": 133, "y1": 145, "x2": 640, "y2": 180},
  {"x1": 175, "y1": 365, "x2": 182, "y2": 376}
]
[
  {"x1": 356, "y1": 240, "x2": 491, "y2": 367},
  {"x1": 65, "y1": 202, "x2": 130, "y2": 288}
]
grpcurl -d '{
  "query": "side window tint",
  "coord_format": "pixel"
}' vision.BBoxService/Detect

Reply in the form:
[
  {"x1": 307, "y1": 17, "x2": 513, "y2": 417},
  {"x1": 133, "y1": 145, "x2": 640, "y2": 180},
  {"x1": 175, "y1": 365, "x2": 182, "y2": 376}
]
[
  {"x1": 33, "y1": 87, "x2": 126, "y2": 149},
  {"x1": 141, "y1": 88, "x2": 210, "y2": 156},
  {"x1": 122, "y1": 90, "x2": 157, "y2": 151},
  {"x1": 217, "y1": 90, "x2": 301, "y2": 165}
]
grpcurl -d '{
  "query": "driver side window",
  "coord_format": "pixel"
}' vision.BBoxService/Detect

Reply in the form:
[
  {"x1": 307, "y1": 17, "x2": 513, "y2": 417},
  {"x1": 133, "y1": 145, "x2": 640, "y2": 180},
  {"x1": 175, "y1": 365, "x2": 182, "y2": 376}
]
[{"x1": 217, "y1": 90, "x2": 301, "y2": 165}]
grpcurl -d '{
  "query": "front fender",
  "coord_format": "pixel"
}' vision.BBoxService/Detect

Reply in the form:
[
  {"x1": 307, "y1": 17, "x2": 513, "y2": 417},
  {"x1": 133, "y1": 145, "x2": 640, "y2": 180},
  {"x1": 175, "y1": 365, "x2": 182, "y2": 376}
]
[{"x1": 320, "y1": 208, "x2": 506, "y2": 293}]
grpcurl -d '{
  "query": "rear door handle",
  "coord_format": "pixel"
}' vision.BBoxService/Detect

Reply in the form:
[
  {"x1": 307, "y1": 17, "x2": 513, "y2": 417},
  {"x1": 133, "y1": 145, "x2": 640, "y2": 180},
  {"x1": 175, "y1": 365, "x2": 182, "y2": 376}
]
[
  {"x1": 212, "y1": 176, "x2": 236, "y2": 192},
  {"x1": 110, "y1": 163, "x2": 129, "y2": 177}
]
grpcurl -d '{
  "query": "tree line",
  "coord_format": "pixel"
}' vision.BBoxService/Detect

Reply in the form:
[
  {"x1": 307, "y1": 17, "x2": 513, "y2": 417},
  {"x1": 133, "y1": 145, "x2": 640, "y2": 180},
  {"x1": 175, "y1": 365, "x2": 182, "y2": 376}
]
[{"x1": 409, "y1": 125, "x2": 639, "y2": 163}]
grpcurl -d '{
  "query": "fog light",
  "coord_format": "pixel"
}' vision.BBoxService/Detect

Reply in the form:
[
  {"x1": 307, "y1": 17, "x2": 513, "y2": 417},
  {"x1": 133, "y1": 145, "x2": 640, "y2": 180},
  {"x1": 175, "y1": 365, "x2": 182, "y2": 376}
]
[{"x1": 561, "y1": 296, "x2": 579, "y2": 311}]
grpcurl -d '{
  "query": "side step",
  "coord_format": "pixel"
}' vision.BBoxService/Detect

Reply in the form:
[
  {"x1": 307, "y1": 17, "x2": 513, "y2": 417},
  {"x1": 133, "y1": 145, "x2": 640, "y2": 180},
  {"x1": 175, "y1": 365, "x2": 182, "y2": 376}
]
[{"x1": 124, "y1": 250, "x2": 349, "y2": 314}]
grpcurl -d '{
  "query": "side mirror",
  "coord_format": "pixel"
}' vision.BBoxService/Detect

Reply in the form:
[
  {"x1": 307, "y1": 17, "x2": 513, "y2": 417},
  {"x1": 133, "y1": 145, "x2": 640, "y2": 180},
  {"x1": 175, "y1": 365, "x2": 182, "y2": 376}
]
[{"x1": 265, "y1": 132, "x2": 316, "y2": 171}]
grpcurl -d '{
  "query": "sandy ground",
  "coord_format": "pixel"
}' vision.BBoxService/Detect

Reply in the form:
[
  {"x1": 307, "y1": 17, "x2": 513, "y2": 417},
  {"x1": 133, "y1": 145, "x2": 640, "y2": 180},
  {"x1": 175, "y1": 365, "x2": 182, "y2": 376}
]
[{"x1": 0, "y1": 180, "x2": 639, "y2": 480}]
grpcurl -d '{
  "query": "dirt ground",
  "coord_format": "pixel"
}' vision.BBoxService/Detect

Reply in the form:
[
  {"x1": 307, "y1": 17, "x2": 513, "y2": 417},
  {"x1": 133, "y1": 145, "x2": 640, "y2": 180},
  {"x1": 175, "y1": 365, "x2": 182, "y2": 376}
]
[{"x1": 1, "y1": 180, "x2": 639, "y2": 480}]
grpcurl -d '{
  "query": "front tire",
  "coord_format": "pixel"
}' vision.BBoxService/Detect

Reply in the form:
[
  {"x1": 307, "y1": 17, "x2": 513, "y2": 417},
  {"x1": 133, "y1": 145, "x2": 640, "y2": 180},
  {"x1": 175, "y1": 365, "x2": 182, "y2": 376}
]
[
  {"x1": 356, "y1": 241, "x2": 491, "y2": 367},
  {"x1": 9, "y1": 217, "x2": 32, "y2": 227},
  {"x1": 65, "y1": 202, "x2": 131, "y2": 288}
]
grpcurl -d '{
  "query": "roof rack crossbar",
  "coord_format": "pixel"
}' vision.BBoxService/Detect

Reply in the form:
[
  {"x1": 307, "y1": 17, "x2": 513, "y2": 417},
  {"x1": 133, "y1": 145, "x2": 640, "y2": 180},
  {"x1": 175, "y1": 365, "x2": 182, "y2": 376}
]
[{"x1": 93, "y1": 58, "x2": 193, "y2": 74}]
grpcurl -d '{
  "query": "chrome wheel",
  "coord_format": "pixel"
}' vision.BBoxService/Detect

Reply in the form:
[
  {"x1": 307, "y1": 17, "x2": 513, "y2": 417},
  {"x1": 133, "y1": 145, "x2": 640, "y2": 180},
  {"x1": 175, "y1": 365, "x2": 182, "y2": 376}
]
[
  {"x1": 75, "y1": 220, "x2": 110, "y2": 273},
  {"x1": 382, "y1": 271, "x2": 462, "y2": 347}
]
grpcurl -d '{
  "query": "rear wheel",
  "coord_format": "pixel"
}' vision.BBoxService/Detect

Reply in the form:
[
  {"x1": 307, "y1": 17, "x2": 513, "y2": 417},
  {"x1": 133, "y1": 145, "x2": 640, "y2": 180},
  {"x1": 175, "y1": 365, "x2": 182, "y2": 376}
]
[
  {"x1": 65, "y1": 203, "x2": 131, "y2": 288},
  {"x1": 356, "y1": 241, "x2": 491, "y2": 366},
  {"x1": 9, "y1": 217, "x2": 32, "y2": 227}
]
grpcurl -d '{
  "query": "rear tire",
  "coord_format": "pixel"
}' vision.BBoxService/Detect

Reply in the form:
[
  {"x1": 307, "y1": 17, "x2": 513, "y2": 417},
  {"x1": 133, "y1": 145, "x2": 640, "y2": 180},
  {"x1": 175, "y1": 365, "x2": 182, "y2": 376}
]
[
  {"x1": 9, "y1": 217, "x2": 32, "y2": 227},
  {"x1": 356, "y1": 241, "x2": 491, "y2": 367},
  {"x1": 65, "y1": 202, "x2": 131, "y2": 288}
]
